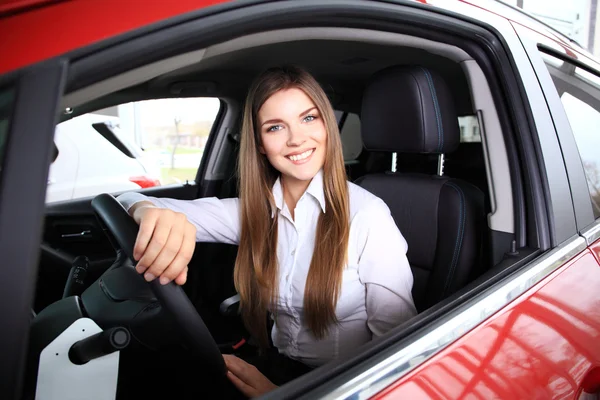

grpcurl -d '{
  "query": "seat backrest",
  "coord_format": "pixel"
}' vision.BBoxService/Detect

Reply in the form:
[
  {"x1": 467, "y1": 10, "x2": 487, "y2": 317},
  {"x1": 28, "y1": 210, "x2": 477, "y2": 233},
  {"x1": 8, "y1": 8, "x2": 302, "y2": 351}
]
[{"x1": 357, "y1": 66, "x2": 485, "y2": 312}]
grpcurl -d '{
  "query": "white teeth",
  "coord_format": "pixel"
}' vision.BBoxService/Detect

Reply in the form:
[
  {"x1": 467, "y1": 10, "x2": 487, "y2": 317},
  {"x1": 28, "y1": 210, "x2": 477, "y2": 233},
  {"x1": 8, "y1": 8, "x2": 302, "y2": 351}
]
[{"x1": 288, "y1": 149, "x2": 313, "y2": 162}]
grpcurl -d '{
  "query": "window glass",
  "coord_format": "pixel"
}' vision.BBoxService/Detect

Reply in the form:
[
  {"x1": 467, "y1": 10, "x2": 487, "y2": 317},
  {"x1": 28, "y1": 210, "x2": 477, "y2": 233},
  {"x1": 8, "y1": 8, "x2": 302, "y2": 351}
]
[
  {"x1": 541, "y1": 52, "x2": 600, "y2": 218},
  {"x1": 458, "y1": 115, "x2": 481, "y2": 142},
  {"x1": 47, "y1": 97, "x2": 220, "y2": 203},
  {"x1": 339, "y1": 113, "x2": 362, "y2": 162}
]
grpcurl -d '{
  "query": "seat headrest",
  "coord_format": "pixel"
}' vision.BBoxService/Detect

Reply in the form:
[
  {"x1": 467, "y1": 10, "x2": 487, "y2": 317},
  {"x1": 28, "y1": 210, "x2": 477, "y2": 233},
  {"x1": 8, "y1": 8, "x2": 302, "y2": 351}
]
[{"x1": 361, "y1": 66, "x2": 460, "y2": 154}]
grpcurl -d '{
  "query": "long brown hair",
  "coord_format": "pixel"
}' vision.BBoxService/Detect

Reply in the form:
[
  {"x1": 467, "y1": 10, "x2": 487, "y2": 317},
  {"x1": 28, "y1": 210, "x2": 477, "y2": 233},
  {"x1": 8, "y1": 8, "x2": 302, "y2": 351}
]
[{"x1": 234, "y1": 65, "x2": 350, "y2": 346}]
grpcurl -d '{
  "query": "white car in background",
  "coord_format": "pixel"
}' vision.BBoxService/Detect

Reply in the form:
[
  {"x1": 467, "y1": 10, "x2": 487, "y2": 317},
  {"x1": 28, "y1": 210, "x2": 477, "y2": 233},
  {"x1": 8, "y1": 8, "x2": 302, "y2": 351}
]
[{"x1": 47, "y1": 113, "x2": 161, "y2": 203}]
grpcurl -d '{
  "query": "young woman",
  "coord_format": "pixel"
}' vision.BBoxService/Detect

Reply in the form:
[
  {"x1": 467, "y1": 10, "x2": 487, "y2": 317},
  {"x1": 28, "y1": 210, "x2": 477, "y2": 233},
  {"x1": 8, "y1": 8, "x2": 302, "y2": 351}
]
[{"x1": 117, "y1": 65, "x2": 416, "y2": 398}]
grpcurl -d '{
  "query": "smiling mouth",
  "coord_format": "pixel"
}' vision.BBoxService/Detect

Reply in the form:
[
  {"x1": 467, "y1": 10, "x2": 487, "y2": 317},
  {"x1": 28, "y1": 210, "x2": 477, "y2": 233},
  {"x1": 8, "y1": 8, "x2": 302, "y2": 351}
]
[{"x1": 286, "y1": 148, "x2": 315, "y2": 162}]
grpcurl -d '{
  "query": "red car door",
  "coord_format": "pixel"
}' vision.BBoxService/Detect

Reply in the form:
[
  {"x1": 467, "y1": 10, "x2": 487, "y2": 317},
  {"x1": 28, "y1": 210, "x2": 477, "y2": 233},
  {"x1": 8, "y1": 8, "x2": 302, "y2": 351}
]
[{"x1": 375, "y1": 245, "x2": 600, "y2": 399}]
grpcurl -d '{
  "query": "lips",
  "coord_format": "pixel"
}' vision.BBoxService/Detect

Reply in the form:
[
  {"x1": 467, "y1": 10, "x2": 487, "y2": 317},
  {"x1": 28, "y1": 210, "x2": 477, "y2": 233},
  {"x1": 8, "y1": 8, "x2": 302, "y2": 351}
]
[{"x1": 286, "y1": 148, "x2": 314, "y2": 162}]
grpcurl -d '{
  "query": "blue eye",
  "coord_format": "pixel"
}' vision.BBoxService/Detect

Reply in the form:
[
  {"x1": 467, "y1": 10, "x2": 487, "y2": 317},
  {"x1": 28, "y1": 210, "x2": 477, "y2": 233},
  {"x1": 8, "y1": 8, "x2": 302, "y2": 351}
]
[
  {"x1": 303, "y1": 115, "x2": 317, "y2": 122},
  {"x1": 267, "y1": 125, "x2": 283, "y2": 132}
]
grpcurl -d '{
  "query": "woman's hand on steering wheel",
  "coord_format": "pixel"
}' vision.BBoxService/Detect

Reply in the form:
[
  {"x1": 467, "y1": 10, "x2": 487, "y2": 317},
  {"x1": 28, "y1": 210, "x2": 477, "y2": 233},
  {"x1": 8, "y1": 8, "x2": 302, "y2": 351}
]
[{"x1": 129, "y1": 201, "x2": 197, "y2": 286}]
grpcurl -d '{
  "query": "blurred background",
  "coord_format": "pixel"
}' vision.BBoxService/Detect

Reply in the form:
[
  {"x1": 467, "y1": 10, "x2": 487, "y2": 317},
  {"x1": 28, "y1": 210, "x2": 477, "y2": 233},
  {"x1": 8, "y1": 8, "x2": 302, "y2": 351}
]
[
  {"x1": 46, "y1": 0, "x2": 600, "y2": 204},
  {"x1": 500, "y1": 0, "x2": 600, "y2": 56}
]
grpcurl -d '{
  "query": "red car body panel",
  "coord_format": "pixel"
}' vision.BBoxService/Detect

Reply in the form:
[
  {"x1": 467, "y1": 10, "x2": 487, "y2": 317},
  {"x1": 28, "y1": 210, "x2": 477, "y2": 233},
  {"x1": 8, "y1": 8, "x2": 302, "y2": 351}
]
[
  {"x1": 0, "y1": 0, "x2": 229, "y2": 75},
  {"x1": 374, "y1": 248, "x2": 600, "y2": 399},
  {"x1": 1, "y1": 1, "x2": 599, "y2": 399},
  {"x1": 589, "y1": 239, "x2": 600, "y2": 266},
  {"x1": 0, "y1": 0, "x2": 57, "y2": 14}
]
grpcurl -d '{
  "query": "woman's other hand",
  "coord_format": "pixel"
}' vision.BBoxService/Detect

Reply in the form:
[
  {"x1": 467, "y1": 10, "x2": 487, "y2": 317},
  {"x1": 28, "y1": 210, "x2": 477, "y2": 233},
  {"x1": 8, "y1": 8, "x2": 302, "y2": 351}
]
[
  {"x1": 223, "y1": 354, "x2": 278, "y2": 398},
  {"x1": 128, "y1": 201, "x2": 196, "y2": 285}
]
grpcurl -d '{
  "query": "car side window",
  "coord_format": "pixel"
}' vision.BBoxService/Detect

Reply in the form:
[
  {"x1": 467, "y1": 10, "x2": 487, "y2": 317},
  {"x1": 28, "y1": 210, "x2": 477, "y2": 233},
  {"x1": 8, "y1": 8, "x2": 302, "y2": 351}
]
[
  {"x1": 47, "y1": 97, "x2": 221, "y2": 203},
  {"x1": 339, "y1": 112, "x2": 363, "y2": 162},
  {"x1": 540, "y1": 52, "x2": 600, "y2": 218},
  {"x1": 458, "y1": 115, "x2": 481, "y2": 143}
]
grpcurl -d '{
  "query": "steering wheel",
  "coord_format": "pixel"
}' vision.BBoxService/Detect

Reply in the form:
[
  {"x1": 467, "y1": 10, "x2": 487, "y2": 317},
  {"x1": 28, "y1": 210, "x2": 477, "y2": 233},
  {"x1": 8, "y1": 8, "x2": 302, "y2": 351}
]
[{"x1": 90, "y1": 193, "x2": 226, "y2": 376}]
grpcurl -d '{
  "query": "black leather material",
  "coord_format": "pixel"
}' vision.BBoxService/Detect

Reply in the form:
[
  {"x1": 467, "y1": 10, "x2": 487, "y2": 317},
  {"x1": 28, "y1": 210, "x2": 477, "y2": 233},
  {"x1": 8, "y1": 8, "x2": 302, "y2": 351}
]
[
  {"x1": 358, "y1": 66, "x2": 485, "y2": 312},
  {"x1": 361, "y1": 66, "x2": 460, "y2": 154},
  {"x1": 356, "y1": 174, "x2": 484, "y2": 312}
]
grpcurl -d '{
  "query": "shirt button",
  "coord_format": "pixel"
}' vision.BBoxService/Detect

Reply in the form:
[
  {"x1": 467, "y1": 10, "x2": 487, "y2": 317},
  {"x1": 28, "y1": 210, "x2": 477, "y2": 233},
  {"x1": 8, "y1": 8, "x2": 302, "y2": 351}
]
[{"x1": 291, "y1": 249, "x2": 296, "y2": 256}]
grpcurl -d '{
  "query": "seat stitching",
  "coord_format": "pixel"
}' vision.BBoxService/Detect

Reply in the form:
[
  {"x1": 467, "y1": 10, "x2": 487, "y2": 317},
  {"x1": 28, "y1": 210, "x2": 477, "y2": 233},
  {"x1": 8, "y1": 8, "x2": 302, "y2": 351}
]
[
  {"x1": 420, "y1": 67, "x2": 443, "y2": 152},
  {"x1": 442, "y1": 182, "x2": 465, "y2": 296},
  {"x1": 406, "y1": 70, "x2": 427, "y2": 151}
]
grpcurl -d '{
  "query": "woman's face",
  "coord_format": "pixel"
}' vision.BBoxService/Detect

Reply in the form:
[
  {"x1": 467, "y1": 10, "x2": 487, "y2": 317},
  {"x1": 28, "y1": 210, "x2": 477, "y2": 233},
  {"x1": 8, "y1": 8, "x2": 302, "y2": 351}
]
[{"x1": 257, "y1": 87, "x2": 327, "y2": 185}]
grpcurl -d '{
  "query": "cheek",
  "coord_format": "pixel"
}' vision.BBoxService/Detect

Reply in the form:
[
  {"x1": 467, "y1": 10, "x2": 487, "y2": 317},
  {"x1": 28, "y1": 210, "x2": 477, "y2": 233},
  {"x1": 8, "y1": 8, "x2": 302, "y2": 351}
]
[
  {"x1": 260, "y1": 134, "x2": 284, "y2": 157},
  {"x1": 314, "y1": 121, "x2": 327, "y2": 143}
]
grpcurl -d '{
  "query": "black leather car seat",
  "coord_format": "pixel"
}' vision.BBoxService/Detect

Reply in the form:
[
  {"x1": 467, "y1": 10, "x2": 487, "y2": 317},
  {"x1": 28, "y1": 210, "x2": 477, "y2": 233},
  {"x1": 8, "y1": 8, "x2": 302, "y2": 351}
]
[{"x1": 356, "y1": 66, "x2": 485, "y2": 312}]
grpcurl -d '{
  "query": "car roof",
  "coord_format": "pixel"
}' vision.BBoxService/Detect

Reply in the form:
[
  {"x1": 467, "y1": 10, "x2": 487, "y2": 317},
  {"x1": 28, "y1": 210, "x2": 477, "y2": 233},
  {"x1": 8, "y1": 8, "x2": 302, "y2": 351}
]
[
  {"x1": 0, "y1": 0, "x2": 231, "y2": 75},
  {"x1": 0, "y1": 0, "x2": 593, "y2": 77}
]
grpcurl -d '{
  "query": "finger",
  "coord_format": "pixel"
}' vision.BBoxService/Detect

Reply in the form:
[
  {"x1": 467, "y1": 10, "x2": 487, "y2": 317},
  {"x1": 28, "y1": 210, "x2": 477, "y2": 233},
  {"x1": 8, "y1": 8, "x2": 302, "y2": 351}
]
[
  {"x1": 223, "y1": 355, "x2": 254, "y2": 394},
  {"x1": 226, "y1": 371, "x2": 256, "y2": 398},
  {"x1": 224, "y1": 355, "x2": 256, "y2": 386},
  {"x1": 133, "y1": 209, "x2": 159, "y2": 264},
  {"x1": 148, "y1": 222, "x2": 185, "y2": 284},
  {"x1": 174, "y1": 266, "x2": 188, "y2": 286},
  {"x1": 223, "y1": 354, "x2": 247, "y2": 376},
  {"x1": 160, "y1": 224, "x2": 195, "y2": 285},
  {"x1": 137, "y1": 217, "x2": 174, "y2": 281}
]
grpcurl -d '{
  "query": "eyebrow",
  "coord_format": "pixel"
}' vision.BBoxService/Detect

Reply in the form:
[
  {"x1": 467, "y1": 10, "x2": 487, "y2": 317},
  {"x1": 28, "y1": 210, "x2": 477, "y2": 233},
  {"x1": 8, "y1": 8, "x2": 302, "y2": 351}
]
[{"x1": 260, "y1": 107, "x2": 318, "y2": 127}]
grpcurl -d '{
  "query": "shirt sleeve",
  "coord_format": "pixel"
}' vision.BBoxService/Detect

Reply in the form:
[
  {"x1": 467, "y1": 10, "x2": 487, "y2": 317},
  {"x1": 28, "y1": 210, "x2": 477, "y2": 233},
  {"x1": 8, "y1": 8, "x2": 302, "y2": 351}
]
[
  {"x1": 116, "y1": 192, "x2": 240, "y2": 245},
  {"x1": 356, "y1": 198, "x2": 417, "y2": 337}
]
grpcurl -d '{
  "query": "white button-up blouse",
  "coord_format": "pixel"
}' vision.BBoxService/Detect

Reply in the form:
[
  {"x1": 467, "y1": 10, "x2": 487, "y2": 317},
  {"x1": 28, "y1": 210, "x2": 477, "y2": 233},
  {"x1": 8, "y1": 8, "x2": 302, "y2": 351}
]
[{"x1": 117, "y1": 170, "x2": 416, "y2": 367}]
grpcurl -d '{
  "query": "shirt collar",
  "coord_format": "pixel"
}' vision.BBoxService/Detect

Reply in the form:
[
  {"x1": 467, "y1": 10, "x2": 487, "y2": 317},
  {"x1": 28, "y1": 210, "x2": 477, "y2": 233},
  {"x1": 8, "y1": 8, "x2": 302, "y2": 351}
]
[
  {"x1": 271, "y1": 177, "x2": 285, "y2": 218},
  {"x1": 271, "y1": 169, "x2": 327, "y2": 218}
]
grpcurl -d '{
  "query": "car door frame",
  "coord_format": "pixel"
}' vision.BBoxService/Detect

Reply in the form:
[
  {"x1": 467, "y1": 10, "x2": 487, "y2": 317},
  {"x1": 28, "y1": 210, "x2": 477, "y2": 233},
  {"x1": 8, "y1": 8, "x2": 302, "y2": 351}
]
[
  {"x1": 264, "y1": 5, "x2": 584, "y2": 400},
  {"x1": 0, "y1": 1, "x2": 585, "y2": 400},
  {"x1": 49, "y1": 1, "x2": 577, "y2": 399},
  {"x1": 512, "y1": 23, "x2": 598, "y2": 236},
  {"x1": 347, "y1": 14, "x2": 600, "y2": 400},
  {"x1": 0, "y1": 59, "x2": 67, "y2": 400}
]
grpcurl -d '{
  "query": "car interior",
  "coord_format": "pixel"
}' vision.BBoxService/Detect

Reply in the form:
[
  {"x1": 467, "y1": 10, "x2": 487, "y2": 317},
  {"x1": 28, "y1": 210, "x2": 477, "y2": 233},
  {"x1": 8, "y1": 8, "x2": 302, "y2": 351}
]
[{"x1": 26, "y1": 19, "x2": 545, "y2": 400}]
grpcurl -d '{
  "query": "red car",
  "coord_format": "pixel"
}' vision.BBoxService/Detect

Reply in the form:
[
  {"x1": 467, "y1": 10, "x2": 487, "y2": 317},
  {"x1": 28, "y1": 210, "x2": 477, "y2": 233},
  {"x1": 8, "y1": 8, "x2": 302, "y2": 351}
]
[{"x1": 2, "y1": 0, "x2": 600, "y2": 399}]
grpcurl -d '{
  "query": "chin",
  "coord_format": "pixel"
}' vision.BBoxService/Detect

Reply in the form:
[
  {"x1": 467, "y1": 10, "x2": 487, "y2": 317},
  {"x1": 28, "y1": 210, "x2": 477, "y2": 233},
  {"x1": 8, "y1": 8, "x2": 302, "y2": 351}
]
[
  {"x1": 281, "y1": 166, "x2": 320, "y2": 183},
  {"x1": 292, "y1": 172, "x2": 318, "y2": 182}
]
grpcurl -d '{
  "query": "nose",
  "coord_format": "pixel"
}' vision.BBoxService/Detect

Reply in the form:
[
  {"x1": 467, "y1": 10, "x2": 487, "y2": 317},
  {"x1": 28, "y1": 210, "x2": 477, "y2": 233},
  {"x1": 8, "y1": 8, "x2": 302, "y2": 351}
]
[{"x1": 286, "y1": 125, "x2": 306, "y2": 147}]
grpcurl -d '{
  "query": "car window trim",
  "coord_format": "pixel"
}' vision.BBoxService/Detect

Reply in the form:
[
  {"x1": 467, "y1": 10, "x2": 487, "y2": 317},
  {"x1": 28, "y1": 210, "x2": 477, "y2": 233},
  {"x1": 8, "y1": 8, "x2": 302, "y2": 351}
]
[
  {"x1": 501, "y1": 23, "x2": 577, "y2": 246},
  {"x1": 0, "y1": 58, "x2": 67, "y2": 400},
  {"x1": 513, "y1": 24, "x2": 596, "y2": 233},
  {"x1": 46, "y1": 1, "x2": 564, "y2": 397},
  {"x1": 581, "y1": 218, "x2": 600, "y2": 245},
  {"x1": 537, "y1": 44, "x2": 600, "y2": 78}
]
